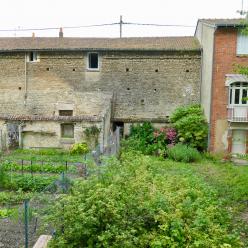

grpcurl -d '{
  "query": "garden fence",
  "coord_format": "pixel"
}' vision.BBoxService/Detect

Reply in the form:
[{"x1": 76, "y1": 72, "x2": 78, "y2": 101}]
[
  {"x1": 0, "y1": 136, "x2": 122, "y2": 248},
  {"x1": 103, "y1": 126, "x2": 121, "y2": 157}
]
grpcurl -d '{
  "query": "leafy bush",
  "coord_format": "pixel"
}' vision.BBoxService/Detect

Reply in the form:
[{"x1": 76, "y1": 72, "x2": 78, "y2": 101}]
[
  {"x1": 13, "y1": 148, "x2": 67, "y2": 156},
  {"x1": 0, "y1": 191, "x2": 33, "y2": 205},
  {"x1": 2, "y1": 161, "x2": 77, "y2": 174},
  {"x1": 167, "y1": 144, "x2": 201, "y2": 163},
  {"x1": 170, "y1": 105, "x2": 208, "y2": 151},
  {"x1": 48, "y1": 153, "x2": 242, "y2": 247},
  {"x1": 84, "y1": 126, "x2": 101, "y2": 138},
  {"x1": 0, "y1": 166, "x2": 8, "y2": 189},
  {"x1": 126, "y1": 122, "x2": 156, "y2": 155},
  {"x1": 4, "y1": 174, "x2": 58, "y2": 192},
  {"x1": 0, "y1": 208, "x2": 16, "y2": 218},
  {"x1": 125, "y1": 123, "x2": 176, "y2": 156},
  {"x1": 70, "y1": 143, "x2": 89, "y2": 155}
]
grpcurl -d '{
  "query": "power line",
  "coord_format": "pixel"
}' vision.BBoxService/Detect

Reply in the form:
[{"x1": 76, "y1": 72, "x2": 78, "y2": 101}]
[
  {"x1": 0, "y1": 21, "x2": 195, "y2": 32},
  {"x1": 0, "y1": 23, "x2": 119, "y2": 32},
  {"x1": 124, "y1": 22, "x2": 195, "y2": 28}
]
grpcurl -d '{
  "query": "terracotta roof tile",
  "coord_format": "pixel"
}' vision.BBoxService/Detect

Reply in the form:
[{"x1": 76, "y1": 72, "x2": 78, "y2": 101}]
[
  {"x1": 0, "y1": 37, "x2": 200, "y2": 51},
  {"x1": 0, "y1": 114, "x2": 101, "y2": 122}
]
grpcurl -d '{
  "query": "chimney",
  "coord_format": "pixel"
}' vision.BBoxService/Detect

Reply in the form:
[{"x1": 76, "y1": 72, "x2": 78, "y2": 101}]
[
  {"x1": 32, "y1": 32, "x2": 35, "y2": 38},
  {"x1": 59, "y1": 27, "x2": 63, "y2": 38}
]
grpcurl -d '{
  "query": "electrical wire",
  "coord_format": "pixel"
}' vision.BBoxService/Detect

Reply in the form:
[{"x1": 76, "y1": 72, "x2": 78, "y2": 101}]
[
  {"x1": 0, "y1": 23, "x2": 119, "y2": 32},
  {"x1": 123, "y1": 22, "x2": 195, "y2": 28},
  {"x1": 0, "y1": 21, "x2": 195, "y2": 32}
]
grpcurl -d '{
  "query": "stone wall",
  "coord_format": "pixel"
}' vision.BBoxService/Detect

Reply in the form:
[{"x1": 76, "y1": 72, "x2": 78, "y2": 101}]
[{"x1": 0, "y1": 50, "x2": 201, "y2": 122}]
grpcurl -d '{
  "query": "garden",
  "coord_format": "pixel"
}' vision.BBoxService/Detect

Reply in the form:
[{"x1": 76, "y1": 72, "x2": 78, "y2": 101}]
[
  {"x1": 1, "y1": 105, "x2": 248, "y2": 247},
  {"x1": 45, "y1": 105, "x2": 248, "y2": 247},
  {"x1": 0, "y1": 145, "x2": 91, "y2": 248}
]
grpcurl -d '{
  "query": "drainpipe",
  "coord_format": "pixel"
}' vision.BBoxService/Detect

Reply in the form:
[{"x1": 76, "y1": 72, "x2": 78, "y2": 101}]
[
  {"x1": 208, "y1": 25, "x2": 217, "y2": 152},
  {"x1": 24, "y1": 53, "x2": 27, "y2": 106}
]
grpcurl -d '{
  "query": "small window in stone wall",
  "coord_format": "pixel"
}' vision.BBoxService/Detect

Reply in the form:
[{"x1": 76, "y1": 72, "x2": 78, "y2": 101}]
[
  {"x1": 88, "y1": 53, "x2": 99, "y2": 69},
  {"x1": 61, "y1": 124, "x2": 74, "y2": 138},
  {"x1": 28, "y1": 51, "x2": 39, "y2": 62},
  {"x1": 59, "y1": 110, "x2": 73, "y2": 116}
]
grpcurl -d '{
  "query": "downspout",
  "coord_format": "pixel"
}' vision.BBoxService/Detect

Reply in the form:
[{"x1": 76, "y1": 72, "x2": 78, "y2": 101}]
[
  {"x1": 24, "y1": 53, "x2": 27, "y2": 106},
  {"x1": 208, "y1": 25, "x2": 217, "y2": 152}
]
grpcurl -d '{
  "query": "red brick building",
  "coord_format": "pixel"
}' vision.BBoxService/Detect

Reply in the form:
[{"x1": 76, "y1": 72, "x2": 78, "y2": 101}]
[{"x1": 195, "y1": 19, "x2": 248, "y2": 154}]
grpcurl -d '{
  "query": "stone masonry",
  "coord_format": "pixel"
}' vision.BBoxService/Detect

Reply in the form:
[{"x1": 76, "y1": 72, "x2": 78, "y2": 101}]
[{"x1": 0, "y1": 50, "x2": 201, "y2": 122}]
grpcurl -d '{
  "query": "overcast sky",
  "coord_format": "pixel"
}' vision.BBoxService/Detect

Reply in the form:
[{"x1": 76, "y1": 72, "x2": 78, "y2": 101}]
[{"x1": 0, "y1": 0, "x2": 246, "y2": 37}]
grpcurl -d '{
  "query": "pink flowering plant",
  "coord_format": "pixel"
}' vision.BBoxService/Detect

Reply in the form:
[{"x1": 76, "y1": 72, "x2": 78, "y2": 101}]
[
  {"x1": 123, "y1": 122, "x2": 178, "y2": 156},
  {"x1": 152, "y1": 127, "x2": 177, "y2": 155}
]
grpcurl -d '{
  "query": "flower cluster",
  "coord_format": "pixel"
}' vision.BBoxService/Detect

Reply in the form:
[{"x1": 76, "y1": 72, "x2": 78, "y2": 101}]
[
  {"x1": 153, "y1": 127, "x2": 177, "y2": 146},
  {"x1": 166, "y1": 128, "x2": 177, "y2": 145}
]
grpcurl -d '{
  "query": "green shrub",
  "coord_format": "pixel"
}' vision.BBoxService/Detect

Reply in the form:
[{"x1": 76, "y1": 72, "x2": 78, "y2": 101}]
[
  {"x1": 167, "y1": 144, "x2": 201, "y2": 163},
  {"x1": 2, "y1": 161, "x2": 77, "y2": 174},
  {"x1": 70, "y1": 143, "x2": 89, "y2": 155},
  {"x1": 48, "y1": 153, "x2": 241, "y2": 247},
  {"x1": 4, "y1": 174, "x2": 58, "y2": 192},
  {"x1": 0, "y1": 208, "x2": 16, "y2": 218},
  {"x1": 84, "y1": 126, "x2": 101, "y2": 138},
  {"x1": 0, "y1": 166, "x2": 8, "y2": 189},
  {"x1": 127, "y1": 122, "x2": 157, "y2": 155},
  {"x1": 170, "y1": 105, "x2": 208, "y2": 151},
  {"x1": 0, "y1": 191, "x2": 33, "y2": 205}
]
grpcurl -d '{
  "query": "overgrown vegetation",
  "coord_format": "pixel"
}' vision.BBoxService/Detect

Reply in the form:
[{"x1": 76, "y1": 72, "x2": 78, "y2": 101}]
[
  {"x1": 122, "y1": 105, "x2": 208, "y2": 160},
  {"x1": 1, "y1": 172, "x2": 58, "y2": 192},
  {"x1": 70, "y1": 142, "x2": 89, "y2": 155},
  {"x1": 170, "y1": 104, "x2": 208, "y2": 151},
  {"x1": 167, "y1": 144, "x2": 201, "y2": 162},
  {"x1": 48, "y1": 152, "x2": 247, "y2": 247},
  {"x1": 122, "y1": 122, "x2": 177, "y2": 156},
  {"x1": 84, "y1": 125, "x2": 101, "y2": 148},
  {"x1": 3, "y1": 148, "x2": 84, "y2": 162}
]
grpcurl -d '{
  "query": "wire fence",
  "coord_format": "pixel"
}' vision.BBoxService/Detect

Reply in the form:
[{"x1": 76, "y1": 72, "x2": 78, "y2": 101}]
[{"x1": 0, "y1": 127, "x2": 121, "y2": 248}]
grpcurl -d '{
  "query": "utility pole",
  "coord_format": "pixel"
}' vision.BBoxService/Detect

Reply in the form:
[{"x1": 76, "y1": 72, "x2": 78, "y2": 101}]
[
  {"x1": 120, "y1": 15, "x2": 123, "y2": 38},
  {"x1": 237, "y1": 0, "x2": 248, "y2": 17}
]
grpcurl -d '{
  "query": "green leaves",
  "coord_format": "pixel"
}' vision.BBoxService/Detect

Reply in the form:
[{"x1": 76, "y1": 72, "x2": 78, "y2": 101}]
[
  {"x1": 70, "y1": 143, "x2": 89, "y2": 155},
  {"x1": 167, "y1": 144, "x2": 201, "y2": 163},
  {"x1": 170, "y1": 105, "x2": 208, "y2": 151},
  {"x1": 48, "y1": 153, "x2": 242, "y2": 247}
]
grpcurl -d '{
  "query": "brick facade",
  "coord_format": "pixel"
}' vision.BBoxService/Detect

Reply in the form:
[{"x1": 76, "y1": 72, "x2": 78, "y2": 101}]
[{"x1": 210, "y1": 28, "x2": 248, "y2": 152}]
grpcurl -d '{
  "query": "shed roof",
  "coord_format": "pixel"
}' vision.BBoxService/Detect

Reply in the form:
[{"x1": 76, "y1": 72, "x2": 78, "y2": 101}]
[{"x1": 0, "y1": 37, "x2": 200, "y2": 52}]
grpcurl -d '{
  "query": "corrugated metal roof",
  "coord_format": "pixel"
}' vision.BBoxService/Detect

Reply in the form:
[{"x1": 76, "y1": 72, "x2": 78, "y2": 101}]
[{"x1": 0, "y1": 37, "x2": 200, "y2": 52}]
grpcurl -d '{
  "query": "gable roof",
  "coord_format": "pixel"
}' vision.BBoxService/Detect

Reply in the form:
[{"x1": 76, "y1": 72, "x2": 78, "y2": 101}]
[
  {"x1": 0, "y1": 37, "x2": 200, "y2": 52},
  {"x1": 198, "y1": 18, "x2": 245, "y2": 28}
]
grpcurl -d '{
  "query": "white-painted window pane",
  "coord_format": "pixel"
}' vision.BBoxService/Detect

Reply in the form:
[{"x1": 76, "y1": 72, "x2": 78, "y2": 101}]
[{"x1": 237, "y1": 33, "x2": 248, "y2": 55}]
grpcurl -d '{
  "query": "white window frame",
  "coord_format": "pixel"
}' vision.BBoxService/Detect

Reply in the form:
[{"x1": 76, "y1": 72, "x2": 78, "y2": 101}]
[
  {"x1": 27, "y1": 51, "x2": 39, "y2": 62},
  {"x1": 237, "y1": 31, "x2": 248, "y2": 55},
  {"x1": 229, "y1": 82, "x2": 248, "y2": 106},
  {"x1": 87, "y1": 52, "x2": 99, "y2": 71}
]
